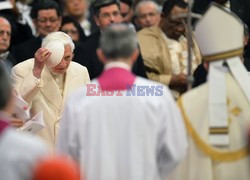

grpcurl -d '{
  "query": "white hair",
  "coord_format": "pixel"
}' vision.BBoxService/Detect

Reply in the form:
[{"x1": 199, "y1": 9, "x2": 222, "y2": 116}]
[
  {"x1": 42, "y1": 31, "x2": 75, "y2": 52},
  {"x1": 135, "y1": 0, "x2": 161, "y2": 16}
]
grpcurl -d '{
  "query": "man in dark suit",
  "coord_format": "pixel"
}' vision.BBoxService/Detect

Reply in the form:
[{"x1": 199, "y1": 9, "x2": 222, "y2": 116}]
[
  {"x1": 12, "y1": 0, "x2": 62, "y2": 64},
  {"x1": 75, "y1": 0, "x2": 147, "y2": 79}
]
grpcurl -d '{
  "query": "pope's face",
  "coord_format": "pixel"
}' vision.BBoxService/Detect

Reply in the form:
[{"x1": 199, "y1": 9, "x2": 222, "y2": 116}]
[{"x1": 51, "y1": 44, "x2": 73, "y2": 74}]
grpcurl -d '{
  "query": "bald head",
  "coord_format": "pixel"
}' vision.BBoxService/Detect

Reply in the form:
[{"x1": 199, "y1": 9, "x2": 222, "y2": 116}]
[
  {"x1": 0, "y1": 17, "x2": 10, "y2": 26},
  {"x1": 0, "y1": 17, "x2": 11, "y2": 53}
]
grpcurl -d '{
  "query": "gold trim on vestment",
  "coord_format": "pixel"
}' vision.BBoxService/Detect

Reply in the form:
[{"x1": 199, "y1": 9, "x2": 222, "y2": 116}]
[
  {"x1": 203, "y1": 48, "x2": 243, "y2": 62},
  {"x1": 177, "y1": 97, "x2": 250, "y2": 162},
  {"x1": 209, "y1": 128, "x2": 228, "y2": 134}
]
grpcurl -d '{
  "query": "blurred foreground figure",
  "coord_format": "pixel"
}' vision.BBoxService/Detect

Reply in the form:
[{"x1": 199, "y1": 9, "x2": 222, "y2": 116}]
[
  {"x1": 168, "y1": 4, "x2": 250, "y2": 180},
  {"x1": 0, "y1": 64, "x2": 48, "y2": 180},
  {"x1": 58, "y1": 24, "x2": 187, "y2": 180}
]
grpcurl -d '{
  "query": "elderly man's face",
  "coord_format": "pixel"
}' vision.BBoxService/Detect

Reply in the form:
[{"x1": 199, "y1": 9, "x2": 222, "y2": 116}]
[
  {"x1": 94, "y1": 4, "x2": 122, "y2": 30},
  {"x1": 136, "y1": 3, "x2": 160, "y2": 28},
  {"x1": 0, "y1": 18, "x2": 11, "y2": 53},
  {"x1": 162, "y1": 5, "x2": 187, "y2": 40},
  {"x1": 34, "y1": 9, "x2": 62, "y2": 37},
  {"x1": 66, "y1": 0, "x2": 88, "y2": 17},
  {"x1": 51, "y1": 44, "x2": 73, "y2": 74}
]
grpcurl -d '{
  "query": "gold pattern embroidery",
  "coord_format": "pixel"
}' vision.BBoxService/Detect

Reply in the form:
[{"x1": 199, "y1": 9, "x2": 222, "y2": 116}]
[{"x1": 230, "y1": 107, "x2": 242, "y2": 116}]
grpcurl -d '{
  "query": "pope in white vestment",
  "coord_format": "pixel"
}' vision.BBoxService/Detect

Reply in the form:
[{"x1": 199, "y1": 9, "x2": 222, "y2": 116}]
[
  {"x1": 168, "y1": 4, "x2": 250, "y2": 180},
  {"x1": 58, "y1": 24, "x2": 188, "y2": 180},
  {"x1": 11, "y1": 32, "x2": 90, "y2": 149}
]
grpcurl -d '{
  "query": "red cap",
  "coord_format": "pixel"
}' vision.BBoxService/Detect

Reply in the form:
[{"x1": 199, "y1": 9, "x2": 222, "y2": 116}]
[{"x1": 33, "y1": 156, "x2": 82, "y2": 180}]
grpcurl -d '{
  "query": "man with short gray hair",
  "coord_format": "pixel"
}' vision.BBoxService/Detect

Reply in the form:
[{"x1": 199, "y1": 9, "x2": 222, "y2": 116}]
[
  {"x1": 135, "y1": 0, "x2": 161, "y2": 29},
  {"x1": 58, "y1": 24, "x2": 187, "y2": 180},
  {"x1": 11, "y1": 31, "x2": 90, "y2": 149}
]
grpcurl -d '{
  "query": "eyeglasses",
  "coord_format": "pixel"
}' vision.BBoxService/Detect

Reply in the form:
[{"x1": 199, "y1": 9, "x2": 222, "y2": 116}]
[
  {"x1": 98, "y1": 11, "x2": 121, "y2": 19},
  {"x1": 62, "y1": 29, "x2": 78, "y2": 35},
  {"x1": 36, "y1": 17, "x2": 59, "y2": 23}
]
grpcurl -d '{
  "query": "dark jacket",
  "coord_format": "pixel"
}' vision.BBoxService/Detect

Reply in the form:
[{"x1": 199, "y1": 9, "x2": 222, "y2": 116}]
[{"x1": 12, "y1": 36, "x2": 42, "y2": 64}]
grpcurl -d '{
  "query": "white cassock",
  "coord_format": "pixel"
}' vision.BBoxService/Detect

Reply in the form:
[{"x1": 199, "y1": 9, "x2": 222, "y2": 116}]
[
  {"x1": 57, "y1": 65, "x2": 188, "y2": 180},
  {"x1": 0, "y1": 121, "x2": 48, "y2": 180}
]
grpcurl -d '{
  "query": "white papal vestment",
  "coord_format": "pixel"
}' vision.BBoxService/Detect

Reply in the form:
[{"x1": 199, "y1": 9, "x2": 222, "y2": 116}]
[{"x1": 168, "y1": 73, "x2": 250, "y2": 180}]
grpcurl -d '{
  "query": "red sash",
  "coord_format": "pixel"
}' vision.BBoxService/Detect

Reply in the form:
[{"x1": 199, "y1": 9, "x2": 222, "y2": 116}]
[{"x1": 0, "y1": 120, "x2": 9, "y2": 135}]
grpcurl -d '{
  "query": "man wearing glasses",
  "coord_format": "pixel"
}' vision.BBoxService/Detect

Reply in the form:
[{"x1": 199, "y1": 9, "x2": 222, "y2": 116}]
[
  {"x1": 137, "y1": 0, "x2": 201, "y2": 99},
  {"x1": 12, "y1": 0, "x2": 62, "y2": 64}
]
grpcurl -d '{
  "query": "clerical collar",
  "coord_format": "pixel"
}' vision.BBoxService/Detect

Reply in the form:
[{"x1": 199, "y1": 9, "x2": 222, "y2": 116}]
[{"x1": 104, "y1": 61, "x2": 131, "y2": 71}]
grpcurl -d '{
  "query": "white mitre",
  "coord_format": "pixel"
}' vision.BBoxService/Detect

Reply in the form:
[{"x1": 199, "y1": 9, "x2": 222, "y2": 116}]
[{"x1": 194, "y1": 3, "x2": 250, "y2": 146}]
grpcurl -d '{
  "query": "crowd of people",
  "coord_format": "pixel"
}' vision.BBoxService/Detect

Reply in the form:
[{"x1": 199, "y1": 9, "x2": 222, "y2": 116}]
[{"x1": 0, "y1": 0, "x2": 250, "y2": 179}]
